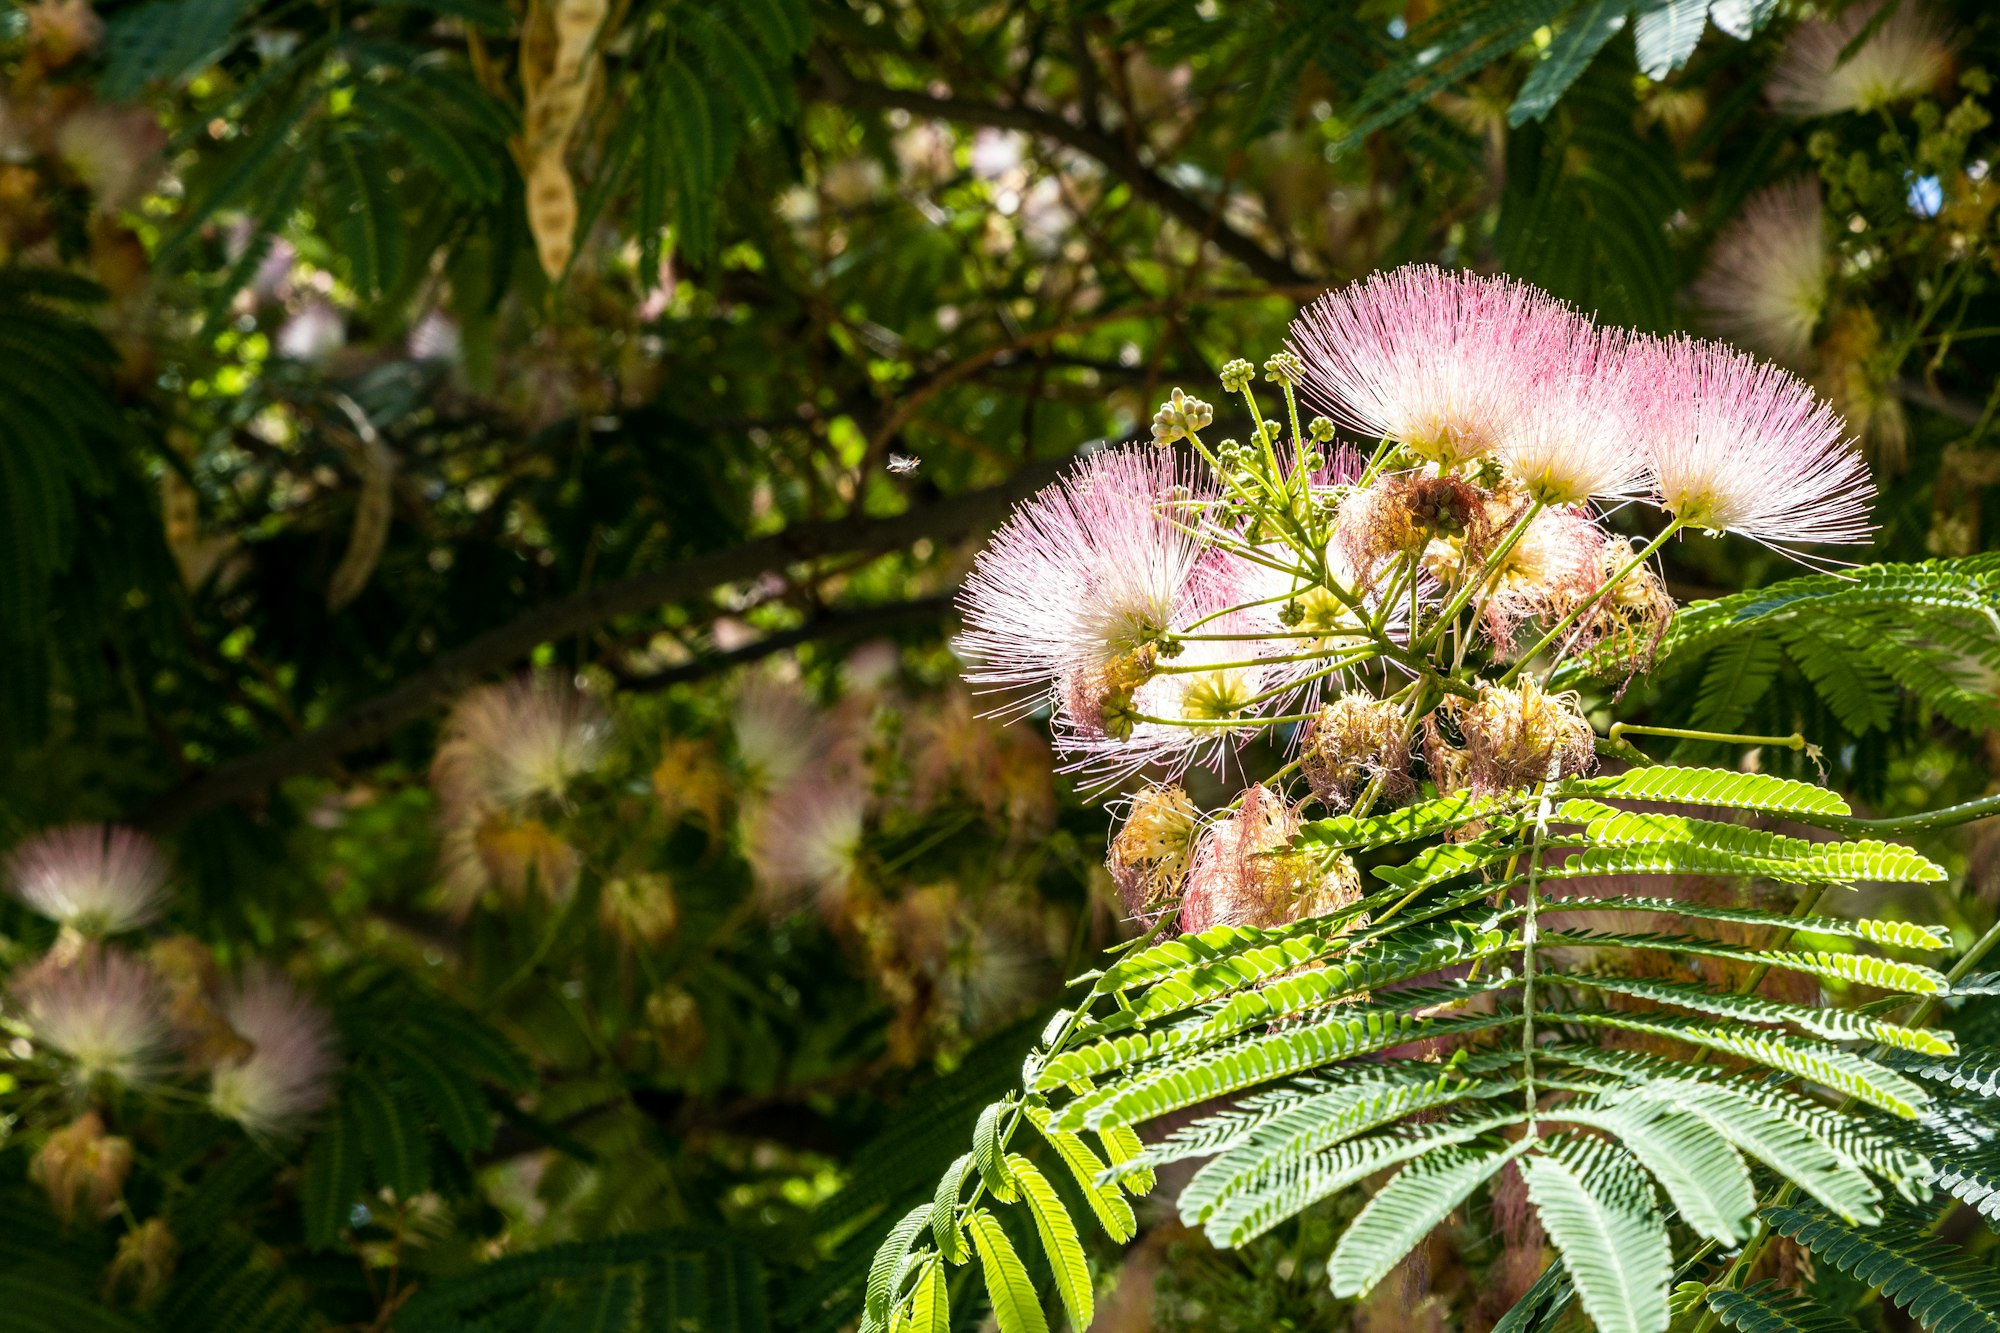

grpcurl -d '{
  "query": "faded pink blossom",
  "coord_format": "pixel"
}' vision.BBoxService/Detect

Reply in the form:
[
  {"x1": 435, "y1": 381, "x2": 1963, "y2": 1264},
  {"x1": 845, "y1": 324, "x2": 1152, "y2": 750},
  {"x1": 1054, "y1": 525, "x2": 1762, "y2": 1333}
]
[
  {"x1": 1694, "y1": 178, "x2": 1829, "y2": 363},
  {"x1": 1630, "y1": 336, "x2": 1874, "y2": 552},
  {"x1": 1769, "y1": 1, "x2": 1955, "y2": 117},
  {"x1": 432, "y1": 675, "x2": 611, "y2": 819},
  {"x1": 1178, "y1": 787, "x2": 1359, "y2": 934},
  {"x1": 744, "y1": 772, "x2": 867, "y2": 914},
  {"x1": 208, "y1": 967, "x2": 338, "y2": 1136},
  {"x1": 6, "y1": 824, "x2": 170, "y2": 936},
  {"x1": 1288, "y1": 265, "x2": 1572, "y2": 467},
  {"x1": 956, "y1": 446, "x2": 1213, "y2": 712},
  {"x1": 13, "y1": 950, "x2": 168, "y2": 1085}
]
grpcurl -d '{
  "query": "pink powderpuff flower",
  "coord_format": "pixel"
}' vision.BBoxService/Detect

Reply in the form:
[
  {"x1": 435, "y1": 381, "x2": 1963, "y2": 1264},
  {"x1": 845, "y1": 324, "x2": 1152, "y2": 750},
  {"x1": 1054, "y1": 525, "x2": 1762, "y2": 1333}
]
[
  {"x1": 431, "y1": 675, "x2": 611, "y2": 819},
  {"x1": 731, "y1": 673, "x2": 840, "y2": 796},
  {"x1": 1630, "y1": 336, "x2": 1875, "y2": 553},
  {"x1": 744, "y1": 772, "x2": 868, "y2": 916},
  {"x1": 1693, "y1": 178, "x2": 1830, "y2": 364},
  {"x1": 1768, "y1": 1, "x2": 1955, "y2": 118},
  {"x1": 208, "y1": 967, "x2": 338, "y2": 1137},
  {"x1": 957, "y1": 446, "x2": 1213, "y2": 712},
  {"x1": 1494, "y1": 320, "x2": 1653, "y2": 506},
  {"x1": 12, "y1": 949, "x2": 168, "y2": 1085},
  {"x1": 1052, "y1": 594, "x2": 1279, "y2": 791},
  {"x1": 6, "y1": 824, "x2": 170, "y2": 936},
  {"x1": 1287, "y1": 265, "x2": 1572, "y2": 468}
]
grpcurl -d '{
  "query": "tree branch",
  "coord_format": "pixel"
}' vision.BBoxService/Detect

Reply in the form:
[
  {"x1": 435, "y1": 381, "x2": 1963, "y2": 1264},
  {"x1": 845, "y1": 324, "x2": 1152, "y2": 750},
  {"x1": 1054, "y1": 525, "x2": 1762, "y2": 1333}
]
[
  {"x1": 140, "y1": 459, "x2": 1073, "y2": 828},
  {"x1": 616, "y1": 593, "x2": 959, "y2": 691},
  {"x1": 803, "y1": 60, "x2": 1312, "y2": 290}
]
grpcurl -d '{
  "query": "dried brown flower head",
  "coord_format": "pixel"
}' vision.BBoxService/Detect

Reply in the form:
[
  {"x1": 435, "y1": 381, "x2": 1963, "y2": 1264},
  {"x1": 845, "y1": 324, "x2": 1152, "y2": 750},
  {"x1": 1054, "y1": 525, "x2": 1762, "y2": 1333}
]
[
  {"x1": 1107, "y1": 783, "x2": 1201, "y2": 919},
  {"x1": 1301, "y1": 694, "x2": 1413, "y2": 809},
  {"x1": 31, "y1": 1112, "x2": 132, "y2": 1223},
  {"x1": 1179, "y1": 787, "x2": 1361, "y2": 933},
  {"x1": 1452, "y1": 680, "x2": 1597, "y2": 795}
]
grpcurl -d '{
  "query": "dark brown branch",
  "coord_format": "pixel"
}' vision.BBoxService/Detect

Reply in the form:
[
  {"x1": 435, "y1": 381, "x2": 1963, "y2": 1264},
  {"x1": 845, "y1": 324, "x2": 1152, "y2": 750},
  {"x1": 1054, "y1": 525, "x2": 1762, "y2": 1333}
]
[
  {"x1": 616, "y1": 593, "x2": 959, "y2": 691},
  {"x1": 140, "y1": 459, "x2": 1072, "y2": 828},
  {"x1": 803, "y1": 60, "x2": 1312, "y2": 290}
]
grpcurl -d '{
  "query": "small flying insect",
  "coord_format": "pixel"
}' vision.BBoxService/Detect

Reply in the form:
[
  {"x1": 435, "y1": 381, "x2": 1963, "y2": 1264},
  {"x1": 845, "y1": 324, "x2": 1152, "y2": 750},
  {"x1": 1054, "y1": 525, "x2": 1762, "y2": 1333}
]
[{"x1": 887, "y1": 452, "x2": 922, "y2": 475}]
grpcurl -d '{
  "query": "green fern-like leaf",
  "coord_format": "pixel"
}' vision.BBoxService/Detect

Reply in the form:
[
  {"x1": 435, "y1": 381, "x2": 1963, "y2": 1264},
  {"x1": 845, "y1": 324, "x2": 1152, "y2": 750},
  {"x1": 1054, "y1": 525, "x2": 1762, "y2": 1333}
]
[
  {"x1": 1021, "y1": 1106, "x2": 1136, "y2": 1242},
  {"x1": 1052, "y1": 1009, "x2": 1516, "y2": 1132},
  {"x1": 1204, "y1": 1112, "x2": 1529, "y2": 1247},
  {"x1": 1178, "y1": 1068, "x2": 1508, "y2": 1226},
  {"x1": 1553, "y1": 1104, "x2": 1756, "y2": 1244},
  {"x1": 1329, "y1": 1137, "x2": 1534, "y2": 1297},
  {"x1": 1560, "y1": 766, "x2": 1852, "y2": 816},
  {"x1": 1509, "y1": 0, "x2": 1629, "y2": 125},
  {"x1": 1764, "y1": 1202, "x2": 2000, "y2": 1331},
  {"x1": 1625, "y1": 1081, "x2": 1887, "y2": 1224},
  {"x1": 1522, "y1": 1135, "x2": 1672, "y2": 1333},
  {"x1": 1564, "y1": 974, "x2": 1955, "y2": 1055},
  {"x1": 1006, "y1": 1154, "x2": 1092, "y2": 1331},
  {"x1": 1702, "y1": 1282, "x2": 1866, "y2": 1332},
  {"x1": 964, "y1": 1209, "x2": 1048, "y2": 1333}
]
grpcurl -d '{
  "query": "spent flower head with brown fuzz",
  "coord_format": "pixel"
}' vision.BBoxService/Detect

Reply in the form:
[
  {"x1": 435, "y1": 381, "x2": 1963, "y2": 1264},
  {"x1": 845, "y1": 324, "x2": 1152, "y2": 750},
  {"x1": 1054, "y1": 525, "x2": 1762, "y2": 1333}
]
[
  {"x1": 1301, "y1": 694, "x2": 1412, "y2": 810},
  {"x1": 1453, "y1": 680, "x2": 1597, "y2": 796},
  {"x1": 1179, "y1": 788, "x2": 1361, "y2": 934},
  {"x1": 6, "y1": 823, "x2": 170, "y2": 937},
  {"x1": 1107, "y1": 783, "x2": 1201, "y2": 919},
  {"x1": 30, "y1": 1112, "x2": 132, "y2": 1224}
]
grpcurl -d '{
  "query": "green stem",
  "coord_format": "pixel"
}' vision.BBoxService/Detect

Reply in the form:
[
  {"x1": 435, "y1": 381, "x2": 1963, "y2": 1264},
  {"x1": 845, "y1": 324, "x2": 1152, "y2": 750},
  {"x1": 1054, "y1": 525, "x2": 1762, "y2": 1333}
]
[
  {"x1": 1418, "y1": 498, "x2": 1546, "y2": 652},
  {"x1": 1608, "y1": 723, "x2": 1807, "y2": 752}
]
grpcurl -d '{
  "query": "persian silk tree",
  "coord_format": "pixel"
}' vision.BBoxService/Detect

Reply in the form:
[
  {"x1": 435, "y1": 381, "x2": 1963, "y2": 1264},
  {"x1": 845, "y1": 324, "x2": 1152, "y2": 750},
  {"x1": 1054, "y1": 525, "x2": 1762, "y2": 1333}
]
[{"x1": 860, "y1": 266, "x2": 2000, "y2": 1333}]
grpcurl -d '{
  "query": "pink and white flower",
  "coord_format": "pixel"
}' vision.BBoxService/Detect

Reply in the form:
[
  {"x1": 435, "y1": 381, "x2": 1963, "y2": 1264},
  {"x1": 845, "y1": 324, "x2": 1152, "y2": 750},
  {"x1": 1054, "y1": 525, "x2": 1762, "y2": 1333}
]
[
  {"x1": 1629, "y1": 336, "x2": 1874, "y2": 552},
  {"x1": 208, "y1": 967, "x2": 338, "y2": 1136},
  {"x1": 1693, "y1": 178, "x2": 1830, "y2": 364},
  {"x1": 1287, "y1": 265, "x2": 1572, "y2": 468},
  {"x1": 1768, "y1": 1, "x2": 1955, "y2": 118},
  {"x1": 431, "y1": 675, "x2": 610, "y2": 818},
  {"x1": 744, "y1": 773, "x2": 868, "y2": 914},
  {"x1": 956, "y1": 446, "x2": 1213, "y2": 710},
  {"x1": 1495, "y1": 321, "x2": 1653, "y2": 506},
  {"x1": 13, "y1": 949, "x2": 168, "y2": 1085},
  {"x1": 6, "y1": 824, "x2": 170, "y2": 936}
]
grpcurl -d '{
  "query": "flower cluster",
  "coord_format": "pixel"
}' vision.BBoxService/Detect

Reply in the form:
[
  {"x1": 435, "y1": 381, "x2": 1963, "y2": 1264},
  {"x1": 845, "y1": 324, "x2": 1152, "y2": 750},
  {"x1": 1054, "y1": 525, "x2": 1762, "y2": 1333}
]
[
  {"x1": 957, "y1": 264, "x2": 1874, "y2": 935},
  {"x1": 2, "y1": 820, "x2": 338, "y2": 1220}
]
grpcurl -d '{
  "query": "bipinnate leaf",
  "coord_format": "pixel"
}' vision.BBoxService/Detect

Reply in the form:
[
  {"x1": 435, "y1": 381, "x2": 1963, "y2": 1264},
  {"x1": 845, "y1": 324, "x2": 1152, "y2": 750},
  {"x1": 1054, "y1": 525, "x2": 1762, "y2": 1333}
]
[
  {"x1": 1522, "y1": 1136, "x2": 1672, "y2": 1333},
  {"x1": 1554, "y1": 1105, "x2": 1755, "y2": 1244},
  {"x1": 965, "y1": 1209, "x2": 1050, "y2": 1333},
  {"x1": 932, "y1": 1154, "x2": 972, "y2": 1263},
  {"x1": 973, "y1": 1102, "x2": 1018, "y2": 1202},
  {"x1": 1022, "y1": 1105, "x2": 1136, "y2": 1242},
  {"x1": 862, "y1": 1203, "x2": 931, "y2": 1330},
  {"x1": 1765, "y1": 1203, "x2": 2000, "y2": 1331},
  {"x1": 1007, "y1": 1153, "x2": 1093, "y2": 1331},
  {"x1": 1328, "y1": 1137, "x2": 1533, "y2": 1297}
]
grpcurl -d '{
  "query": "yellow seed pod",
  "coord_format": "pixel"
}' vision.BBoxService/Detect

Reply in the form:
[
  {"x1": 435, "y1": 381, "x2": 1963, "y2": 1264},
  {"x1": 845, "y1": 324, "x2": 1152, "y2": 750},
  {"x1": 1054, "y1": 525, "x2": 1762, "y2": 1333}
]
[
  {"x1": 525, "y1": 153, "x2": 577, "y2": 280},
  {"x1": 550, "y1": 0, "x2": 607, "y2": 84}
]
